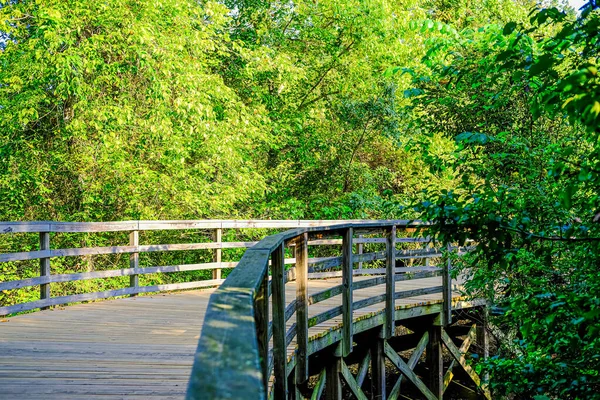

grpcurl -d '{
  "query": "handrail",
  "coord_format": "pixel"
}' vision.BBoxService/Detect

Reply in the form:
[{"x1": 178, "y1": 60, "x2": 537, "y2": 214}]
[
  {"x1": 0, "y1": 219, "x2": 425, "y2": 315},
  {"x1": 186, "y1": 220, "x2": 450, "y2": 400}
]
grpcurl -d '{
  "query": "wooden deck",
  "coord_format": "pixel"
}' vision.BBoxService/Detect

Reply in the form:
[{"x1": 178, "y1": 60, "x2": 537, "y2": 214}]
[{"x1": 0, "y1": 275, "x2": 469, "y2": 399}]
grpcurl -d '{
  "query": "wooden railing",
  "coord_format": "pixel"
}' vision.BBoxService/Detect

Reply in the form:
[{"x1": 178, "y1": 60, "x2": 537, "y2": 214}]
[
  {"x1": 0, "y1": 220, "x2": 439, "y2": 316},
  {"x1": 186, "y1": 220, "x2": 457, "y2": 400}
]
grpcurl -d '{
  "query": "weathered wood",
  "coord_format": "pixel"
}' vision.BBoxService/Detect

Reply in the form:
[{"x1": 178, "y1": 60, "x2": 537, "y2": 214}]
[
  {"x1": 285, "y1": 299, "x2": 297, "y2": 322},
  {"x1": 0, "y1": 262, "x2": 238, "y2": 292},
  {"x1": 212, "y1": 228, "x2": 223, "y2": 280},
  {"x1": 385, "y1": 225, "x2": 396, "y2": 338},
  {"x1": 2, "y1": 272, "x2": 482, "y2": 399},
  {"x1": 340, "y1": 358, "x2": 368, "y2": 400},
  {"x1": 325, "y1": 356, "x2": 342, "y2": 400},
  {"x1": 389, "y1": 331, "x2": 429, "y2": 400},
  {"x1": 428, "y1": 323, "x2": 444, "y2": 399},
  {"x1": 186, "y1": 248, "x2": 269, "y2": 400},
  {"x1": 370, "y1": 337, "x2": 386, "y2": 400},
  {"x1": 353, "y1": 294, "x2": 387, "y2": 311},
  {"x1": 295, "y1": 233, "x2": 309, "y2": 383},
  {"x1": 441, "y1": 328, "x2": 491, "y2": 400},
  {"x1": 311, "y1": 369, "x2": 326, "y2": 400},
  {"x1": 342, "y1": 227, "x2": 353, "y2": 357},
  {"x1": 356, "y1": 351, "x2": 371, "y2": 387},
  {"x1": 442, "y1": 243, "x2": 453, "y2": 326},
  {"x1": 272, "y1": 243, "x2": 287, "y2": 400},
  {"x1": 0, "y1": 219, "x2": 428, "y2": 234},
  {"x1": 286, "y1": 323, "x2": 297, "y2": 347},
  {"x1": 256, "y1": 272, "x2": 270, "y2": 389},
  {"x1": 395, "y1": 286, "x2": 444, "y2": 300},
  {"x1": 308, "y1": 285, "x2": 344, "y2": 305},
  {"x1": 0, "y1": 280, "x2": 225, "y2": 316},
  {"x1": 384, "y1": 342, "x2": 437, "y2": 400},
  {"x1": 129, "y1": 231, "x2": 139, "y2": 295},
  {"x1": 308, "y1": 305, "x2": 343, "y2": 328},
  {"x1": 357, "y1": 234, "x2": 364, "y2": 270},
  {"x1": 443, "y1": 324, "x2": 476, "y2": 393},
  {"x1": 39, "y1": 232, "x2": 51, "y2": 309}
]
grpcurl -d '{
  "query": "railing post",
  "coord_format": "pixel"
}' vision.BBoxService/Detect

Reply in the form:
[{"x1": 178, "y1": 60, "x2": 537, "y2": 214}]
[
  {"x1": 342, "y1": 227, "x2": 353, "y2": 356},
  {"x1": 39, "y1": 232, "x2": 50, "y2": 309},
  {"x1": 295, "y1": 233, "x2": 309, "y2": 383},
  {"x1": 255, "y1": 270, "x2": 270, "y2": 390},
  {"x1": 272, "y1": 243, "x2": 287, "y2": 400},
  {"x1": 212, "y1": 228, "x2": 222, "y2": 280},
  {"x1": 357, "y1": 234, "x2": 364, "y2": 271},
  {"x1": 129, "y1": 230, "x2": 139, "y2": 295},
  {"x1": 442, "y1": 243, "x2": 453, "y2": 326},
  {"x1": 385, "y1": 225, "x2": 396, "y2": 338}
]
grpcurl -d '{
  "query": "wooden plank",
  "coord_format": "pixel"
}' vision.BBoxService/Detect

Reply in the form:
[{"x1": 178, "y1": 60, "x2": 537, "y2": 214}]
[
  {"x1": 325, "y1": 356, "x2": 341, "y2": 400},
  {"x1": 0, "y1": 219, "x2": 426, "y2": 234},
  {"x1": 307, "y1": 285, "x2": 343, "y2": 305},
  {"x1": 370, "y1": 338, "x2": 386, "y2": 400},
  {"x1": 342, "y1": 227, "x2": 353, "y2": 357},
  {"x1": 186, "y1": 248, "x2": 269, "y2": 400},
  {"x1": 129, "y1": 231, "x2": 139, "y2": 295},
  {"x1": 428, "y1": 324, "x2": 443, "y2": 399},
  {"x1": 39, "y1": 232, "x2": 51, "y2": 309},
  {"x1": 212, "y1": 228, "x2": 222, "y2": 280},
  {"x1": 340, "y1": 358, "x2": 368, "y2": 400},
  {"x1": 310, "y1": 369, "x2": 326, "y2": 400},
  {"x1": 271, "y1": 243, "x2": 287, "y2": 400},
  {"x1": 353, "y1": 293, "x2": 387, "y2": 311},
  {"x1": 256, "y1": 272, "x2": 269, "y2": 389},
  {"x1": 309, "y1": 266, "x2": 441, "y2": 280},
  {"x1": 395, "y1": 286, "x2": 443, "y2": 300},
  {"x1": 138, "y1": 220, "x2": 222, "y2": 230},
  {"x1": 357, "y1": 234, "x2": 364, "y2": 270},
  {"x1": 0, "y1": 262, "x2": 237, "y2": 292},
  {"x1": 285, "y1": 300, "x2": 297, "y2": 322},
  {"x1": 385, "y1": 225, "x2": 396, "y2": 338},
  {"x1": 384, "y1": 341, "x2": 437, "y2": 400},
  {"x1": 0, "y1": 249, "x2": 51, "y2": 263},
  {"x1": 442, "y1": 243, "x2": 453, "y2": 326},
  {"x1": 51, "y1": 221, "x2": 139, "y2": 232},
  {"x1": 441, "y1": 328, "x2": 491, "y2": 399},
  {"x1": 295, "y1": 233, "x2": 309, "y2": 383},
  {"x1": 0, "y1": 221, "x2": 51, "y2": 234},
  {"x1": 0, "y1": 280, "x2": 224, "y2": 316},
  {"x1": 389, "y1": 331, "x2": 429, "y2": 400},
  {"x1": 356, "y1": 352, "x2": 370, "y2": 387},
  {"x1": 443, "y1": 324, "x2": 476, "y2": 393},
  {"x1": 308, "y1": 306, "x2": 343, "y2": 328}
]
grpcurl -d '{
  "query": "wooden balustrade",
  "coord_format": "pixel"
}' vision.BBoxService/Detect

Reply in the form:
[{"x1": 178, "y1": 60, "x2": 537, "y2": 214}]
[
  {"x1": 184, "y1": 221, "x2": 476, "y2": 400},
  {"x1": 0, "y1": 220, "x2": 449, "y2": 316},
  {"x1": 0, "y1": 219, "x2": 489, "y2": 400}
]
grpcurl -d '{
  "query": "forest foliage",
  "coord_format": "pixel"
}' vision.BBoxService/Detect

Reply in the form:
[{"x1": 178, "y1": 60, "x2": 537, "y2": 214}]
[{"x1": 1, "y1": 0, "x2": 599, "y2": 397}]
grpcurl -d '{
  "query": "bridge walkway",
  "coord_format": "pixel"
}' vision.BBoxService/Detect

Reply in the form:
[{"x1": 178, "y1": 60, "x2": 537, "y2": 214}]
[{"x1": 0, "y1": 275, "x2": 470, "y2": 399}]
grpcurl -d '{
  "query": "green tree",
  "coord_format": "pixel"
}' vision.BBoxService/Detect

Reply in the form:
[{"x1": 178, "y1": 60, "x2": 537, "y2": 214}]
[
  {"x1": 0, "y1": 0, "x2": 269, "y2": 221},
  {"x1": 407, "y1": 2, "x2": 600, "y2": 397}
]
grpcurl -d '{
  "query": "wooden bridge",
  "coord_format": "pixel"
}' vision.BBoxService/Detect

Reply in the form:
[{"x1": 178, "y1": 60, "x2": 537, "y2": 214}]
[{"x1": 0, "y1": 220, "x2": 490, "y2": 399}]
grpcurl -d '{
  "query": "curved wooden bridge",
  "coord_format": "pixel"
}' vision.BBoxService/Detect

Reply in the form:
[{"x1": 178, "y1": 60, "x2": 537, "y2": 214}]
[{"x1": 0, "y1": 220, "x2": 490, "y2": 399}]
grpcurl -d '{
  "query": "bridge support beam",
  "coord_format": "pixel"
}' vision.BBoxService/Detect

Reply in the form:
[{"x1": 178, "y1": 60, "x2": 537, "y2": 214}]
[
  {"x1": 370, "y1": 335, "x2": 386, "y2": 400},
  {"x1": 325, "y1": 352, "x2": 342, "y2": 400},
  {"x1": 428, "y1": 320, "x2": 444, "y2": 399}
]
